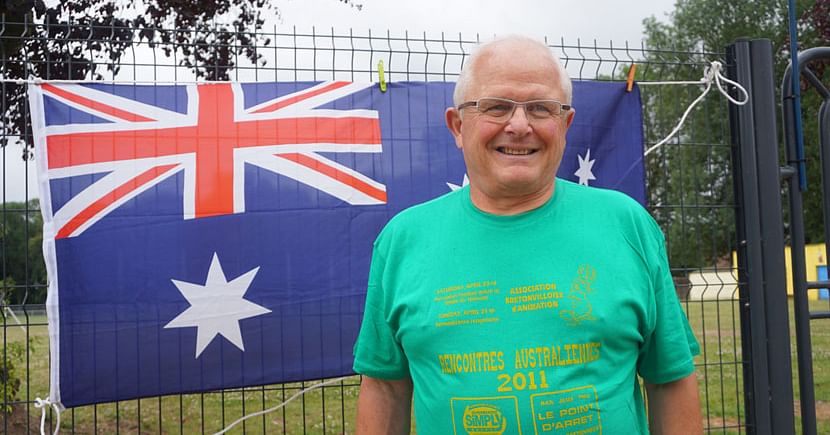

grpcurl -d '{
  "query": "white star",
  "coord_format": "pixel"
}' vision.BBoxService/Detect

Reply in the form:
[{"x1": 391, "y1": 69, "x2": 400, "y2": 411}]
[
  {"x1": 165, "y1": 253, "x2": 271, "y2": 358},
  {"x1": 447, "y1": 174, "x2": 470, "y2": 191},
  {"x1": 574, "y1": 149, "x2": 597, "y2": 186}
]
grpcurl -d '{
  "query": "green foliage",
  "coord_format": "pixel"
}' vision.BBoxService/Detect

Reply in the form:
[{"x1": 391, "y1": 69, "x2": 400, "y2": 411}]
[
  {"x1": 0, "y1": 200, "x2": 47, "y2": 304},
  {"x1": 640, "y1": 0, "x2": 830, "y2": 269},
  {"x1": 0, "y1": 339, "x2": 27, "y2": 415},
  {"x1": 0, "y1": 278, "x2": 16, "y2": 306}
]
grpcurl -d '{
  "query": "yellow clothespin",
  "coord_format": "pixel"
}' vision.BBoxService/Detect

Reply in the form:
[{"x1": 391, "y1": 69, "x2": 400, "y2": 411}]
[
  {"x1": 378, "y1": 59, "x2": 387, "y2": 93},
  {"x1": 626, "y1": 63, "x2": 637, "y2": 93}
]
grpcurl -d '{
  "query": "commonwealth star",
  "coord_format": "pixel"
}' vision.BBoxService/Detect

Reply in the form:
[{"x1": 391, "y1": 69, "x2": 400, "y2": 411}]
[{"x1": 165, "y1": 253, "x2": 271, "y2": 358}]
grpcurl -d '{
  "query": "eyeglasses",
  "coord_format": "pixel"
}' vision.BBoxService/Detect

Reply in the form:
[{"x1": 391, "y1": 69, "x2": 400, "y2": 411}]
[{"x1": 457, "y1": 97, "x2": 572, "y2": 121}]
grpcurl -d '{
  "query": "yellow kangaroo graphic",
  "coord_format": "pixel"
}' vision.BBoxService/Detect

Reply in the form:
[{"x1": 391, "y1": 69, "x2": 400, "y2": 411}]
[{"x1": 560, "y1": 264, "x2": 597, "y2": 325}]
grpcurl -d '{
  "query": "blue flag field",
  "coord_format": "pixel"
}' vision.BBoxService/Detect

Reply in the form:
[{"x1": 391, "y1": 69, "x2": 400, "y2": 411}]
[{"x1": 28, "y1": 80, "x2": 644, "y2": 407}]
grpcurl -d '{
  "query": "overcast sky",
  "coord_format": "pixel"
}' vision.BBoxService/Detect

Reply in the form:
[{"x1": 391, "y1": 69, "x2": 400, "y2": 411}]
[
  {"x1": 3, "y1": 0, "x2": 678, "y2": 202},
  {"x1": 279, "y1": 0, "x2": 677, "y2": 45}
]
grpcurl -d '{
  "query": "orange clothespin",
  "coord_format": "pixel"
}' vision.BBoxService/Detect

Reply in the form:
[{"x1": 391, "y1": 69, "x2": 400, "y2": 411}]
[{"x1": 626, "y1": 63, "x2": 637, "y2": 92}]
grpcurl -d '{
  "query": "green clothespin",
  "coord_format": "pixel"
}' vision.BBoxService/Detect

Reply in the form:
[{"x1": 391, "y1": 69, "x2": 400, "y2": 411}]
[{"x1": 378, "y1": 59, "x2": 387, "y2": 93}]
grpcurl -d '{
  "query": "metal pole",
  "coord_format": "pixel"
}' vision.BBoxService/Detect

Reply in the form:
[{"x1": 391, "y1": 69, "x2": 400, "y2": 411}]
[
  {"x1": 787, "y1": 0, "x2": 807, "y2": 190},
  {"x1": 746, "y1": 40, "x2": 796, "y2": 435},
  {"x1": 817, "y1": 95, "x2": 830, "y2": 321},
  {"x1": 727, "y1": 40, "x2": 768, "y2": 434},
  {"x1": 727, "y1": 38, "x2": 797, "y2": 435},
  {"x1": 781, "y1": 46, "x2": 830, "y2": 435},
  {"x1": 819, "y1": 98, "x2": 830, "y2": 256}
]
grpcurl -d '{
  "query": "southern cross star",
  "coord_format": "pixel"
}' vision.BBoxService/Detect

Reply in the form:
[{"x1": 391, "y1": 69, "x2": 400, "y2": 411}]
[
  {"x1": 574, "y1": 149, "x2": 597, "y2": 186},
  {"x1": 165, "y1": 253, "x2": 271, "y2": 358},
  {"x1": 447, "y1": 174, "x2": 470, "y2": 191}
]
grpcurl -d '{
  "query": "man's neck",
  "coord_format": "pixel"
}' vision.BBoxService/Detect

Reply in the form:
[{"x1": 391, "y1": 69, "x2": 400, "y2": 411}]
[{"x1": 468, "y1": 181, "x2": 555, "y2": 216}]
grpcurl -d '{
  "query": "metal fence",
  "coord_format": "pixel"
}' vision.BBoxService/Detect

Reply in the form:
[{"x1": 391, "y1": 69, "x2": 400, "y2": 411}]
[{"x1": 1, "y1": 22, "x2": 748, "y2": 433}]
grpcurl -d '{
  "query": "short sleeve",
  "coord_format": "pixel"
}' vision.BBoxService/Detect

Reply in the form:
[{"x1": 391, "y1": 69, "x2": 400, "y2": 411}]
[
  {"x1": 352, "y1": 243, "x2": 411, "y2": 380},
  {"x1": 637, "y1": 220, "x2": 700, "y2": 384}
]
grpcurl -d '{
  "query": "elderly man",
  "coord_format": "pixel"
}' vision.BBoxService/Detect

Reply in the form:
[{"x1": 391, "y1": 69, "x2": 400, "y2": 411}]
[{"x1": 353, "y1": 35, "x2": 702, "y2": 434}]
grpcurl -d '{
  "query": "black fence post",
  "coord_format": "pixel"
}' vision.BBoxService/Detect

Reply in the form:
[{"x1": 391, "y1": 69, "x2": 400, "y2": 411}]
[
  {"x1": 781, "y1": 46, "x2": 830, "y2": 435},
  {"x1": 823, "y1": 102, "x2": 830, "y2": 249},
  {"x1": 726, "y1": 38, "x2": 795, "y2": 435}
]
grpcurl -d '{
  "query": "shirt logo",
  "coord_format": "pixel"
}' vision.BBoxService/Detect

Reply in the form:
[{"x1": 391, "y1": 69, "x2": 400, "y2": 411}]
[
  {"x1": 560, "y1": 264, "x2": 597, "y2": 325},
  {"x1": 463, "y1": 404, "x2": 507, "y2": 435}
]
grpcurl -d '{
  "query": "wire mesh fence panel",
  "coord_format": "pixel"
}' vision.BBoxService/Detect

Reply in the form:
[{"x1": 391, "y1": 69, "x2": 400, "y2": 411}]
[{"x1": 1, "y1": 22, "x2": 747, "y2": 433}]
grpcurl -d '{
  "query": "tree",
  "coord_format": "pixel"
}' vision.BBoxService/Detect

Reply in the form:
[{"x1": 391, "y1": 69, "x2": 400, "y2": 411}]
[
  {"x1": 0, "y1": 0, "x2": 361, "y2": 160},
  {"x1": 0, "y1": 200, "x2": 46, "y2": 304},
  {"x1": 638, "y1": 0, "x2": 829, "y2": 269}
]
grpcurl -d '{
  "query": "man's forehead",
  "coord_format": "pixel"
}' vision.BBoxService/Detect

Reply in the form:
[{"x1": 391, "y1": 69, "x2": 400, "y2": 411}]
[
  {"x1": 471, "y1": 45, "x2": 557, "y2": 75},
  {"x1": 468, "y1": 51, "x2": 562, "y2": 92},
  {"x1": 476, "y1": 39, "x2": 553, "y2": 61}
]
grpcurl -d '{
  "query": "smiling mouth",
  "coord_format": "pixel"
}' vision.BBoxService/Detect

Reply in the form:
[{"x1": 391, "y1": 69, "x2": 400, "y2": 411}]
[{"x1": 497, "y1": 147, "x2": 537, "y2": 156}]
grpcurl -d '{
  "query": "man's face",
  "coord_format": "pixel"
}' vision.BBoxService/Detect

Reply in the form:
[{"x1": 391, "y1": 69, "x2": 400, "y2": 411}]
[{"x1": 446, "y1": 45, "x2": 575, "y2": 208}]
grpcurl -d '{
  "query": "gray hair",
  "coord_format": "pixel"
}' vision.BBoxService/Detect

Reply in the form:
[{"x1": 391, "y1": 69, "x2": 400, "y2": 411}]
[{"x1": 452, "y1": 35, "x2": 573, "y2": 106}]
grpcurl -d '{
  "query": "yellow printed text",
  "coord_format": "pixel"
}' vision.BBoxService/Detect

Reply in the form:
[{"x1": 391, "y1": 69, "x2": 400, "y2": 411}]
[
  {"x1": 509, "y1": 282, "x2": 557, "y2": 294},
  {"x1": 438, "y1": 351, "x2": 505, "y2": 374},
  {"x1": 540, "y1": 414, "x2": 594, "y2": 430},
  {"x1": 514, "y1": 342, "x2": 602, "y2": 369}
]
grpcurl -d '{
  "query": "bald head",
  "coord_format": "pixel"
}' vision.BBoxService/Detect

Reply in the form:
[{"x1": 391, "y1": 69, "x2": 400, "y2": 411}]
[{"x1": 453, "y1": 35, "x2": 572, "y2": 107}]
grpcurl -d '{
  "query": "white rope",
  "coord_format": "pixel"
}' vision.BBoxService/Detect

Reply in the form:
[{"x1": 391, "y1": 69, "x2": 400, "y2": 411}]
[
  {"x1": 2, "y1": 305, "x2": 27, "y2": 333},
  {"x1": 643, "y1": 61, "x2": 749, "y2": 157},
  {"x1": 34, "y1": 397, "x2": 61, "y2": 435},
  {"x1": 32, "y1": 377, "x2": 351, "y2": 435},
  {"x1": 212, "y1": 376, "x2": 352, "y2": 435},
  {"x1": 638, "y1": 79, "x2": 709, "y2": 86}
]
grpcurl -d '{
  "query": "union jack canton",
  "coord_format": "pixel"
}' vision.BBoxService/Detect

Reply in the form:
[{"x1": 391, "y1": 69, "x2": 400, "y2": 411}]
[{"x1": 36, "y1": 82, "x2": 385, "y2": 239}]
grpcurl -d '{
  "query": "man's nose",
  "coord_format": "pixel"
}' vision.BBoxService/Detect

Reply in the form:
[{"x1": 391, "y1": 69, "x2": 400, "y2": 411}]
[{"x1": 505, "y1": 105, "x2": 531, "y2": 134}]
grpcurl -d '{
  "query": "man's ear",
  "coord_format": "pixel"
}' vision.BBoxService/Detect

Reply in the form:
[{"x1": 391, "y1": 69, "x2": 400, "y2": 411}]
[
  {"x1": 445, "y1": 107, "x2": 464, "y2": 149},
  {"x1": 564, "y1": 107, "x2": 576, "y2": 129}
]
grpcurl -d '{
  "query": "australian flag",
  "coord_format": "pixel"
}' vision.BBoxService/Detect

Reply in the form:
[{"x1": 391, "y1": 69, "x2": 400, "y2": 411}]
[{"x1": 28, "y1": 80, "x2": 644, "y2": 408}]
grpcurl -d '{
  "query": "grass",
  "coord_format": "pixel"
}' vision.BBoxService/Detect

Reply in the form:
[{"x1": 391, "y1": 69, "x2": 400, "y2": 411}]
[
  {"x1": 683, "y1": 298, "x2": 830, "y2": 434},
  {"x1": 2, "y1": 299, "x2": 828, "y2": 434},
  {"x1": 1, "y1": 314, "x2": 360, "y2": 434},
  {"x1": 684, "y1": 298, "x2": 746, "y2": 433}
]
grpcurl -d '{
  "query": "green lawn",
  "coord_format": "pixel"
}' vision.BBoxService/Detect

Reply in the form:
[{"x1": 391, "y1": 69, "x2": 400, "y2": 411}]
[
  {"x1": 684, "y1": 298, "x2": 830, "y2": 434},
  {"x1": 1, "y1": 315, "x2": 360, "y2": 434},
  {"x1": 2, "y1": 300, "x2": 828, "y2": 434}
]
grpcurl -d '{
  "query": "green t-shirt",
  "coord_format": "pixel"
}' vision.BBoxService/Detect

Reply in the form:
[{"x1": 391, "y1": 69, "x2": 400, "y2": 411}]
[{"x1": 353, "y1": 179, "x2": 699, "y2": 434}]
